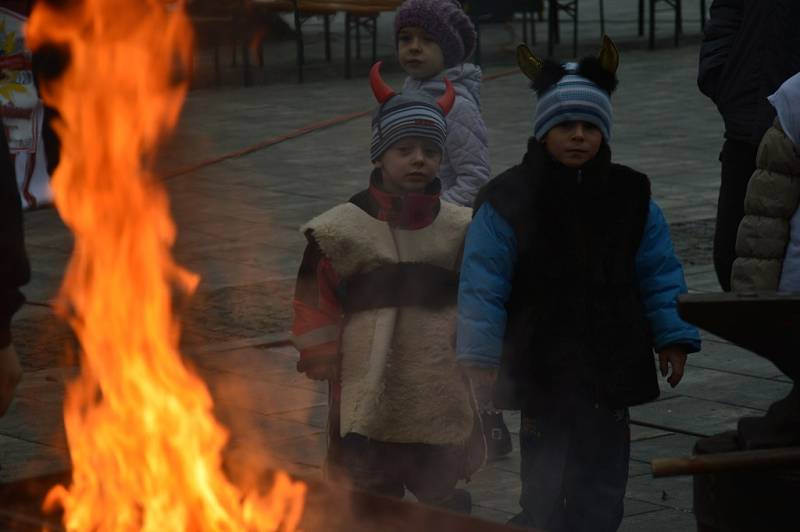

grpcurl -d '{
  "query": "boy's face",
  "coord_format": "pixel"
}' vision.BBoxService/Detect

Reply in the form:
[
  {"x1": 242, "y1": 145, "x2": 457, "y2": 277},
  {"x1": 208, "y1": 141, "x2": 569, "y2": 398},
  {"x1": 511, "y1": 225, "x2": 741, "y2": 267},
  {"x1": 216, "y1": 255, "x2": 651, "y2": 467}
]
[
  {"x1": 542, "y1": 121, "x2": 604, "y2": 169},
  {"x1": 375, "y1": 137, "x2": 442, "y2": 194},
  {"x1": 397, "y1": 26, "x2": 445, "y2": 80}
]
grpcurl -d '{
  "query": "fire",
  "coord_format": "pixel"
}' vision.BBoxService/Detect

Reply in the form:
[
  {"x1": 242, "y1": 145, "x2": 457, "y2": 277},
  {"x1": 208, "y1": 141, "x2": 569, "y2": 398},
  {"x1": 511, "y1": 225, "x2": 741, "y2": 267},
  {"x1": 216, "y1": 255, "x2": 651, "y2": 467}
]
[{"x1": 25, "y1": 0, "x2": 306, "y2": 530}]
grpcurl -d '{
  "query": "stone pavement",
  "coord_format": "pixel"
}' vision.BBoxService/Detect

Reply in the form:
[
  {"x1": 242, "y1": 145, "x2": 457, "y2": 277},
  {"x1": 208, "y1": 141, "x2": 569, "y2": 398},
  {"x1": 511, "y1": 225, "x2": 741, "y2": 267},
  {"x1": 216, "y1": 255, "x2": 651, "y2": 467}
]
[{"x1": 1, "y1": 2, "x2": 790, "y2": 530}]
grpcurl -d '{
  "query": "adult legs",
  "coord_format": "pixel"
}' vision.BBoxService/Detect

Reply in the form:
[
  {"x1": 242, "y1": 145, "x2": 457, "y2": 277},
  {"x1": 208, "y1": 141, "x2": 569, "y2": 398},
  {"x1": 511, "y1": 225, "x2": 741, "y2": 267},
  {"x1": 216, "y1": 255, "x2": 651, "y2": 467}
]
[{"x1": 713, "y1": 139, "x2": 759, "y2": 291}]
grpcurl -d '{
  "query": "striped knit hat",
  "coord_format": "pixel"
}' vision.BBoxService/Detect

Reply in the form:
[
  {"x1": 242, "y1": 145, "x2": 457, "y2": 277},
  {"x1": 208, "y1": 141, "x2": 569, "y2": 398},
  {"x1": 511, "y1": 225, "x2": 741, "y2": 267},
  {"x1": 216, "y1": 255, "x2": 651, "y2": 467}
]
[
  {"x1": 533, "y1": 62, "x2": 614, "y2": 142},
  {"x1": 369, "y1": 62, "x2": 455, "y2": 161}
]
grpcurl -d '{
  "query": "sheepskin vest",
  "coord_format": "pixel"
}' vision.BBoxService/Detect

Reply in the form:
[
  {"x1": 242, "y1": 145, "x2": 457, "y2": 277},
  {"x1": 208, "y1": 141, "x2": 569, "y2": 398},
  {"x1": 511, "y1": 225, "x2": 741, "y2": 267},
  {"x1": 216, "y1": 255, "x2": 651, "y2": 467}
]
[
  {"x1": 732, "y1": 121, "x2": 800, "y2": 292},
  {"x1": 476, "y1": 140, "x2": 657, "y2": 410},
  {"x1": 302, "y1": 201, "x2": 474, "y2": 445}
]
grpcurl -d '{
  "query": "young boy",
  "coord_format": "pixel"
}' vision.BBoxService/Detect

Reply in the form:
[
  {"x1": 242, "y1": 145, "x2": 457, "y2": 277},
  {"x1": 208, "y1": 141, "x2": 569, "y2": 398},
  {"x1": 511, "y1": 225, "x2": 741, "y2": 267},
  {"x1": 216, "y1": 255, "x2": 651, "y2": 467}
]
[
  {"x1": 395, "y1": 0, "x2": 513, "y2": 460},
  {"x1": 456, "y1": 38, "x2": 702, "y2": 531},
  {"x1": 291, "y1": 63, "x2": 481, "y2": 512},
  {"x1": 395, "y1": 0, "x2": 490, "y2": 209}
]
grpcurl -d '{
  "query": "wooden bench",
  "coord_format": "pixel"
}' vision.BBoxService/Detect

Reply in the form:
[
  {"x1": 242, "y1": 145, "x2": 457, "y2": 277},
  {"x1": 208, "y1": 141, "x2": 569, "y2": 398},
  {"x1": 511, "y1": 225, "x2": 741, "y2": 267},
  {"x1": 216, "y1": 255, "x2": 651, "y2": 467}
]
[{"x1": 254, "y1": 0, "x2": 403, "y2": 83}]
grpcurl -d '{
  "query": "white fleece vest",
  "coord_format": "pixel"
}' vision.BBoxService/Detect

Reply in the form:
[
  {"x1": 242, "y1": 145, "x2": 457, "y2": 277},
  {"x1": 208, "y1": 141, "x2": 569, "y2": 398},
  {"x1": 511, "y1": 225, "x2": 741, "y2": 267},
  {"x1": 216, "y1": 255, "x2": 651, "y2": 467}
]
[{"x1": 303, "y1": 201, "x2": 474, "y2": 445}]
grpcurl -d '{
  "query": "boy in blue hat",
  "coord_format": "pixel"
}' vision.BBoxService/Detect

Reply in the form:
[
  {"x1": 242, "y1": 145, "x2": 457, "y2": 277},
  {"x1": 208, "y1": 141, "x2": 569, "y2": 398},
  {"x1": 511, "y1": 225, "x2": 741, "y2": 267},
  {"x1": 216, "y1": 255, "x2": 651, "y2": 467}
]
[{"x1": 456, "y1": 38, "x2": 702, "y2": 531}]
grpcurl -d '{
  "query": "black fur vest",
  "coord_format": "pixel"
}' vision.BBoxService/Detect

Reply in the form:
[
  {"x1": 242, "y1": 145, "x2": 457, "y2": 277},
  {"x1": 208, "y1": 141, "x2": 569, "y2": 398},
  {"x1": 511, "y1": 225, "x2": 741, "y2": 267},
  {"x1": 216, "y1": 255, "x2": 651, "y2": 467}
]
[{"x1": 475, "y1": 139, "x2": 659, "y2": 410}]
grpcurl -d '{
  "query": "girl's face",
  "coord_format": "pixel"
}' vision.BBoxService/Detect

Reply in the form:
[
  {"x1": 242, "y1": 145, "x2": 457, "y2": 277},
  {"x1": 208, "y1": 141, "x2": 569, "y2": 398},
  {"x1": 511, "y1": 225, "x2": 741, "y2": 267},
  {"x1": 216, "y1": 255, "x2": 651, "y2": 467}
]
[
  {"x1": 542, "y1": 121, "x2": 604, "y2": 169},
  {"x1": 397, "y1": 26, "x2": 445, "y2": 80}
]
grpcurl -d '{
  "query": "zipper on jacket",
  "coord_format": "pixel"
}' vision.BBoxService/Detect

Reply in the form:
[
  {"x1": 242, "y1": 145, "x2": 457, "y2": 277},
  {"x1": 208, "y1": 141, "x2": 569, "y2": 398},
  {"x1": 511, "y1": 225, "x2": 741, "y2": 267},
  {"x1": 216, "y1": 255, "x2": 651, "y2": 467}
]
[{"x1": 577, "y1": 169, "x2": 583, "y2": 184}]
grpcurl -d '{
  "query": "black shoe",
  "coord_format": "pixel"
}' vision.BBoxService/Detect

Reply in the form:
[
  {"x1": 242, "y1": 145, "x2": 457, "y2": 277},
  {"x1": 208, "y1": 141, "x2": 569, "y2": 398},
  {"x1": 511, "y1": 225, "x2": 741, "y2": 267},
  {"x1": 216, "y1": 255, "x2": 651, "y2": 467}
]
[
  {"x1": 444, "y1": 488, "x2": 472, "y2": 515},
  {"x1": 482, "y1": 411, "x2": 512, "y2": 460}
]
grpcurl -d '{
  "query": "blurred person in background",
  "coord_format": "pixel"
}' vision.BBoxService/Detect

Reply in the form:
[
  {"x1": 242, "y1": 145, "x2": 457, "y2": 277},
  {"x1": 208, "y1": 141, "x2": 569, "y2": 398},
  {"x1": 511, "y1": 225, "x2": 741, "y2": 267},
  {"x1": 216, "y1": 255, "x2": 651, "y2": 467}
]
[
  {"x1": 0, "y1": 125, "x2": 30, "y2": 417},
  {"x1": 697, "y1": 0, "x2": 800, "y2": 291},
  {"x1": 731, "y1": 72, "x2": 800, "y2": 293}
]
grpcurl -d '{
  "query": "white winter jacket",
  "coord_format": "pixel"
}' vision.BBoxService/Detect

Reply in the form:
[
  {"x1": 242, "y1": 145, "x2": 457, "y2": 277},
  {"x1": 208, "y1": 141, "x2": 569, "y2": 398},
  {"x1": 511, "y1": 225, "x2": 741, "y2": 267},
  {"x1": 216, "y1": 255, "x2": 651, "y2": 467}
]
[{"x1": 403, "y1": 64, "x2": 491, "y2": 208}]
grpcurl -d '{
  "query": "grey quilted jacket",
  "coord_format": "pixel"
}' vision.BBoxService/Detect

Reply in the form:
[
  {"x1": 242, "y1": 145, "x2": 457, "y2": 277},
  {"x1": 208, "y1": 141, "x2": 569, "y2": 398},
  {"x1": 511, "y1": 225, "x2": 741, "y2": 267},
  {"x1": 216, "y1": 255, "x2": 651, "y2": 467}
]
[
  {"x1": 732, "y1": 120, "x2": 800, "y2": 291},
  {"x1": 403, "y1": 64, "x2": 490, "y2": 207}
]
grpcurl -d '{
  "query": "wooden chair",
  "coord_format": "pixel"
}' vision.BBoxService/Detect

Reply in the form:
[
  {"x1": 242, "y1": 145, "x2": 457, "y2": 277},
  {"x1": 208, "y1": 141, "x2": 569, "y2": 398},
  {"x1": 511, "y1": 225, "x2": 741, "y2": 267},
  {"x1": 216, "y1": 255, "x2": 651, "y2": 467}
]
[
  {"x1": 187, "y1": 0, "x2": 245, "y2": 86},
  {"x1": 286, "y1": 0, "x2": 402, "y2": 82},
  {"x1": 645, "y1": 0, "x2": 707, "y2": 49},
  {"x1": 464, "y1": 1, "x2": 543, "y2": 66}
]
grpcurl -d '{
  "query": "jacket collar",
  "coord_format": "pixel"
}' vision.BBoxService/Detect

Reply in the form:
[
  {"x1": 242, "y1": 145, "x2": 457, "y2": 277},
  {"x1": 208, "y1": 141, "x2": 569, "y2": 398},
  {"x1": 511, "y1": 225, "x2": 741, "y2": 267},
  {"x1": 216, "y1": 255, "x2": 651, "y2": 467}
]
[
  {"x1": 367, "y1": 169, "x2": 442, "y2": 229},
  {"x1": 523, "y1": 137, "x2": 612, "y2": 194}
]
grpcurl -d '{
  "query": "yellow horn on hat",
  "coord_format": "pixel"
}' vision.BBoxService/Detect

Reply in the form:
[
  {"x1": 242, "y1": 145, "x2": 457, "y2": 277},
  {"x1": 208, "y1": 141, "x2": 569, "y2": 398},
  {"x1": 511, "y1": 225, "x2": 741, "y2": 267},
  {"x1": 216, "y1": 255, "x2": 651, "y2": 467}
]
[
  {"x1": 517, "y1": 44, "x2": 544, "y2": 81},
  {"x1": 598, "y1": 35, "x2": 619, "y2": 75}
]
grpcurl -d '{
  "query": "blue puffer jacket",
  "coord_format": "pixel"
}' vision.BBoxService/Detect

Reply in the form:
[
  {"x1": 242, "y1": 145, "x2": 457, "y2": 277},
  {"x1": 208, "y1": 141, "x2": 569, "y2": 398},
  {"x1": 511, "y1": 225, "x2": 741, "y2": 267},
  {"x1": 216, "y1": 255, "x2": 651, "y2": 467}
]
[
  {"x1": 403, "y1": 64, "x2": 490, "y2": 208},
  {"x1": 457, "y1": 201, "x2": 701, "y2": 368}
]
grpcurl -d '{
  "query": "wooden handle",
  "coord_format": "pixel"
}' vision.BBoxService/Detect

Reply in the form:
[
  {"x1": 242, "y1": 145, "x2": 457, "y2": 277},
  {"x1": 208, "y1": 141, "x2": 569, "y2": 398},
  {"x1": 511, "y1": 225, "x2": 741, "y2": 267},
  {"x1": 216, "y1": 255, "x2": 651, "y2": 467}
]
[{"x1": 651, "y1": 447, "x2": 800, "y2": 477}]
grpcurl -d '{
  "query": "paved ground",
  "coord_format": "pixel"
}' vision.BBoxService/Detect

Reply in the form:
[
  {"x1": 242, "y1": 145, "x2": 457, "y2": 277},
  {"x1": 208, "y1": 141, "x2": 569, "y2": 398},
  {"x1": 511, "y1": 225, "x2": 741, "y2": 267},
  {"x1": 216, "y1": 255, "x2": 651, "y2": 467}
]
[{"x1": 1, "y1": 1, "x2": 789, "y2": 530}]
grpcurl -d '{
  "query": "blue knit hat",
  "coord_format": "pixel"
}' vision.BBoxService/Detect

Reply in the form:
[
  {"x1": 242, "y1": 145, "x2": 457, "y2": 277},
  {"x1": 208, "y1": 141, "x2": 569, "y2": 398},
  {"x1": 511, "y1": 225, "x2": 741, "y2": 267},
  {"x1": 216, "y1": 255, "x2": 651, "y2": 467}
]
[
  {"x1": 369, "y1": 62, "x2": 455, "y2": 161},
  {"x1": 533, "y1": 63, "x2": 614, "y2": 142}
]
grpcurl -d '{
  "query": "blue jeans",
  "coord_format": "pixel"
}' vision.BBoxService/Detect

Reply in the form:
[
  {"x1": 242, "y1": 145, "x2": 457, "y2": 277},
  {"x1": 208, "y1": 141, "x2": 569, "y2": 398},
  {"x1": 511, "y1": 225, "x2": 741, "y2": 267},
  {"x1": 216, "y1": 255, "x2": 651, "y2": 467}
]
[{"x1": 510, "y1": 397, "x2": 630, "y2": 532}]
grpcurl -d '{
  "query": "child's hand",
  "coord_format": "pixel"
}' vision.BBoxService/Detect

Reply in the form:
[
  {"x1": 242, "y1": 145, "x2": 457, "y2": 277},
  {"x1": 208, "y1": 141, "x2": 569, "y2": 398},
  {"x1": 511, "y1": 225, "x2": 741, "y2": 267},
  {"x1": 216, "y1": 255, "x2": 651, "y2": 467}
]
[
  {"x1": 302, "y1": 362, "x2": 339, "y2": 382},
  {"x1": 657, "y1": 346, "x2": 688, "y2": 388}
]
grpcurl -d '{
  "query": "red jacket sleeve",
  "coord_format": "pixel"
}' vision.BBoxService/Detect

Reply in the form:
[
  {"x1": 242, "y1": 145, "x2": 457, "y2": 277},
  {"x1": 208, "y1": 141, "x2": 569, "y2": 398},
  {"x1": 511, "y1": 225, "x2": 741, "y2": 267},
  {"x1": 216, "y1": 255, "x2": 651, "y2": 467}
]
[{"x1": 292, "y1": 236, "x2": 342, "y2": 374}]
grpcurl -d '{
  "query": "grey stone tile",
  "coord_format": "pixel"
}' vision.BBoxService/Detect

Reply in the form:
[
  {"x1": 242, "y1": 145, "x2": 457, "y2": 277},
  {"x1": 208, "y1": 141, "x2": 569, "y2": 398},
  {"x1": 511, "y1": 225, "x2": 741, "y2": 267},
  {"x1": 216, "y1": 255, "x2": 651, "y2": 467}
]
[
  {"x1": 631, "y1": 396, "x2": 764, "y2": 437},
  {"x1": 0, "y1": 434, "x2": 69, "y2": 483},
  {"x1": 202, "y1": 370, "x2": 327, "y2": 416},
  {"x1": 628, "y1": 460, "x2": 654, "y2": 478},
  {"x1": 618, "y1": 508, "x2": 698, "y2": 532},
  {"x1": 0, "y1": 395, "x2": 66, "y2": 450},
  {"x1": 626, "y1": 475, "x2": 696, "y2": 512},
  {"x1": 490, "y1": 448, "x2": 521, "y2": 475},
  {"x1": 183, "y1": 257, "x2": 279, "y2": 291},
  {"x1": 268, "y1": 432, "x2": 328, "y2": 468},
  {"x1": 468, "y1": 466, "x2": 522, "y2": 516},
  {"x1": 671, "y1": 363, "x2": 791, "y2": 411},
  {"x1": 624, "y1": 497, "x2": 665, "y2": 517},
  {"x1": 190, "y1": 346, "x2": 296, "y2": 377},
  {"x1": 630, "y1": 434, "x2": 700, "y2": 464},
  {"x1": 214, "y1": 406, "x2": 323, "y2": 446},
  {"x1": 274, "y1": 405, "x2": 329, "y2": 430},
  {"x1": 470, "y1": 504, "x2": 516, "y2": 525},
  {"x1": 630, "y1": 424, "x2": 672, "y2": 442},
  {"x1": 687, "y1": 339, "x2": 783, "y2": 379}
]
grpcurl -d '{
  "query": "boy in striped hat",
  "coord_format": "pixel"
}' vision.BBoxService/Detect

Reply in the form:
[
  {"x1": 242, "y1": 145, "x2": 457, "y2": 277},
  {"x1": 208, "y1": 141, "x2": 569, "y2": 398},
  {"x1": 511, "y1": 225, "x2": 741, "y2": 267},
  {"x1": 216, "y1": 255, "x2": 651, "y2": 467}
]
[
  {"x1": 456, "y1": 38, "x2": 701, "y2": 531},
  {"x1": 291, "y1": 62, "x2": 483, "y2": 513}
]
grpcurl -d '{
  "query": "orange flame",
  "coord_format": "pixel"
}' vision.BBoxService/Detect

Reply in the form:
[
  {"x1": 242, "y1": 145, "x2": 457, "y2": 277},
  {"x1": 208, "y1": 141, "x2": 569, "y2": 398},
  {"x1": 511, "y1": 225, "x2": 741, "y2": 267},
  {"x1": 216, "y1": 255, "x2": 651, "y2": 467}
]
[{"x1": 25, "y1": 1, "x2": 306, "y2": 530}]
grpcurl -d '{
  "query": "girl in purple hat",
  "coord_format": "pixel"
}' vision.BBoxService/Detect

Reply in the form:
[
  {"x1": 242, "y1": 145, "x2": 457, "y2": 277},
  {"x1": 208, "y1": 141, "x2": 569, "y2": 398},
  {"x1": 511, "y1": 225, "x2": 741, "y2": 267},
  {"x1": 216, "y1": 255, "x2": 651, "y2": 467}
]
[{"x1": 394, "y1": 0, "x2": 513, "y2": 462}]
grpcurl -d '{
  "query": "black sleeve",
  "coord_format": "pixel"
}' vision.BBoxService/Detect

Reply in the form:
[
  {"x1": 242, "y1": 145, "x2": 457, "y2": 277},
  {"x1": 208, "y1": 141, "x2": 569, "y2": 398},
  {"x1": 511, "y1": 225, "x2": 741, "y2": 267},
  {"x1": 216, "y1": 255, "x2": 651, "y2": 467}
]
[
  {"x1": 0, "y1": 126, "x2": 30, "y2": 348},
  {"x1": 697, "y1": 0, "x2": 743, "y2": 102}
]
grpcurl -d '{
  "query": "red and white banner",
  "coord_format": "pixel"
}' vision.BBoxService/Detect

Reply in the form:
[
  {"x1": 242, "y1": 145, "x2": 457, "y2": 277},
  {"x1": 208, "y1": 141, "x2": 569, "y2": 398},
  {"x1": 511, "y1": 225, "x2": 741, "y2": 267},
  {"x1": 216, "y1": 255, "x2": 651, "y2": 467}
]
[{"x1": 1, "y1": 6, "x2": 53, "y2": 209}]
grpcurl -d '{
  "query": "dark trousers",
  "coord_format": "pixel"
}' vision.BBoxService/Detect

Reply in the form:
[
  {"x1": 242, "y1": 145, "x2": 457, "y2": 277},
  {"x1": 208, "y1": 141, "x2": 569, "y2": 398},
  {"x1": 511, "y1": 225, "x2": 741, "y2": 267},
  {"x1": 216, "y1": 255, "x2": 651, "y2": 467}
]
[
  {"x1": 714, "y1": 139, "x2": 759, "y2": 292},
  {"x1": 510, "y1": 397, "x2": 630, "y2": 532},
  {"x1": 331, "y1": 433, "x2": 467, "y2": 512}
]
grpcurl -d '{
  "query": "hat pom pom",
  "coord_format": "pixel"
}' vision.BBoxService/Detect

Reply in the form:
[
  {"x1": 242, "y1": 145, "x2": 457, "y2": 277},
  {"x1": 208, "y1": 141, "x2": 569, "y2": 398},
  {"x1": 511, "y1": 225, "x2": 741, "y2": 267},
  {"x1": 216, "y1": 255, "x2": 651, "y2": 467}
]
[
  {"x1": 577, "y1": 57, "x2": 619, "y2": 94},
  {"x1": 532, "y1": 61, "x2": 568, "y2": 96}
]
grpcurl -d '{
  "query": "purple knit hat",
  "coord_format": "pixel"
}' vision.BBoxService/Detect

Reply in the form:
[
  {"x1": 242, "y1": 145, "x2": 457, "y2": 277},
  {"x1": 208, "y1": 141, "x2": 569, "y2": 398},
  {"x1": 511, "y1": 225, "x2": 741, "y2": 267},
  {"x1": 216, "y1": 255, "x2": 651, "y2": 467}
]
[{"x1": 394, "y1": 0, "x2": 477, "y2": 68}]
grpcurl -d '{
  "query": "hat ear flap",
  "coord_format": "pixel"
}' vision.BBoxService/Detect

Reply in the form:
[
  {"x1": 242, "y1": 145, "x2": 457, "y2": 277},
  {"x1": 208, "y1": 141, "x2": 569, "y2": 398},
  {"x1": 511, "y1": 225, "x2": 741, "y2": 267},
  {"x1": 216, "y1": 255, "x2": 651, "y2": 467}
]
[
  {"x1": 598, "y1": 35, "x2": 619, "y2": 75},
  {"x1": 517, "y1": 44, "x2": 544, "y2": 82}
]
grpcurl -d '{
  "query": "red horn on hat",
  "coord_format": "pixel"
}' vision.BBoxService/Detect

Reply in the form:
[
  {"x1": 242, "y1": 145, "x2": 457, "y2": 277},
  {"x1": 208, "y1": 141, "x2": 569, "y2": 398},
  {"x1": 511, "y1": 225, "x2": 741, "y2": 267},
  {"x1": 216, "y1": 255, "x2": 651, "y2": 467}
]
[
  {"x1": 438, "y1": 77, "x2": 455, "y2": 115},
  {"x1": 369, "y1": 61, "x2": 395, "y2": 104}
]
